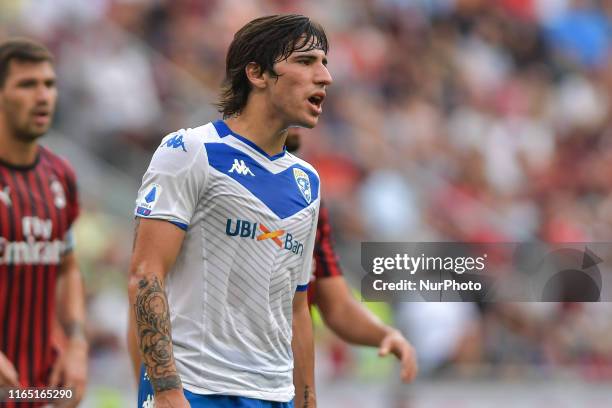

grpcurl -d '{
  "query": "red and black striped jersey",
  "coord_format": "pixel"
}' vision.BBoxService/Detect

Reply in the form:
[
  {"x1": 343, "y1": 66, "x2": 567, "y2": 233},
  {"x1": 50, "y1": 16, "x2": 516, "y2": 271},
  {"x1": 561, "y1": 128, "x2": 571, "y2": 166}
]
[
  {"x1": 0, "y1": 146, "x2": 79, "y2": 405},
  {"x1": 308, "y1": 203, "x2": 343, "y2": 305}
]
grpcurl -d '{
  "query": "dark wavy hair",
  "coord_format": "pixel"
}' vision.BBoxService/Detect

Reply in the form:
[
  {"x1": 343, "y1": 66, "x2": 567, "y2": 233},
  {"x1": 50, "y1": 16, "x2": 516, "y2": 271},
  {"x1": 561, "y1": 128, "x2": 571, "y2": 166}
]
[
  {"x1": 217, "y1": 14, "x2": 328, "y2": 118},
  {"x1": 0, "y1": 38, "x2": 53, "y2": 87}
]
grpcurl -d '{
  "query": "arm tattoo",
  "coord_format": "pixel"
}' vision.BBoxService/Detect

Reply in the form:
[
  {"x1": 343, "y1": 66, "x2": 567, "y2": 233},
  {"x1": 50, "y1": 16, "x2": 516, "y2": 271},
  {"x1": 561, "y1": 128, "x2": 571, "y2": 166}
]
[
  {"x1": 134, "y1": 276, "x2": 182, "y2": 393},
  {"x1": 303, "y1": 385, "x2": 311, "y2": 408}
]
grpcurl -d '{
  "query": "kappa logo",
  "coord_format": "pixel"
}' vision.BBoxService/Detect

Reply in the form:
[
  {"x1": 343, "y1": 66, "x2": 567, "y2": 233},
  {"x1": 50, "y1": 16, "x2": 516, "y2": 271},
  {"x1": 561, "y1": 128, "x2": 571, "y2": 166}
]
[
  {"x1": 0, "y1": 186, "x2": 11, "y2": 207},
  {"x1": 162, "y1": 133, "x2": 187, "y2": 152},
  {"x1": 228, "y1": 159, "x2": 255, "y2": 176},
  {"x1": 293, "y1": 168, "x2": 311, "y2": 204}
]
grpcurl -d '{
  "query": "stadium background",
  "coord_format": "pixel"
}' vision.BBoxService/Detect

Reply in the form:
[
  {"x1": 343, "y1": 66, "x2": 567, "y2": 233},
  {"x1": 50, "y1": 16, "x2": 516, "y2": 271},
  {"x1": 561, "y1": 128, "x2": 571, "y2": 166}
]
[{"x1": 3, "y1": 0, "x2": 612, "y2": 406}]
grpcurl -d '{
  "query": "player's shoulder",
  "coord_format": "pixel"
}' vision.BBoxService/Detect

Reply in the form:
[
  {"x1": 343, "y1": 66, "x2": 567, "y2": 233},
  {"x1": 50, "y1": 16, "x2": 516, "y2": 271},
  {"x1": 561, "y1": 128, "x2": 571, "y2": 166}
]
[
  {"x1": 159, "y1": 122, "x2": 219, "y2": 153},
  {"x1": 39, "y1": 146, "x2": 76, "y2": 182},
  {"x1": 151, "y1": 123, "x2": 219, "y2": 172}
]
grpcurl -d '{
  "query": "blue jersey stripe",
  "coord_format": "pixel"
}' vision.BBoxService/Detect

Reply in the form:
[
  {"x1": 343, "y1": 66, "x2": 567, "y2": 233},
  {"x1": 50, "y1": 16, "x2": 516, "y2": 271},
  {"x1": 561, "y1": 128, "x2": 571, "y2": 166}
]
[
  {"x1": 204, "y1": 142, "x2": 319, "y2": 219},
  {"x1": 170, "y1": 221, "x2": 189, "y2": 231}
]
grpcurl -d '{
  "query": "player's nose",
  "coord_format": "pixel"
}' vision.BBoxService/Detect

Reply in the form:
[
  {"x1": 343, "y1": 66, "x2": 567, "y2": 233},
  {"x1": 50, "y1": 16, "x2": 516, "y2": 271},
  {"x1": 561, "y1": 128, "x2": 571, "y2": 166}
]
[
  {"x1": 35, "y1": 85, "x2": 52, "y2": 104},
  {"x1": 315, "y1": 64, "x2": 332, "y2": 87}
]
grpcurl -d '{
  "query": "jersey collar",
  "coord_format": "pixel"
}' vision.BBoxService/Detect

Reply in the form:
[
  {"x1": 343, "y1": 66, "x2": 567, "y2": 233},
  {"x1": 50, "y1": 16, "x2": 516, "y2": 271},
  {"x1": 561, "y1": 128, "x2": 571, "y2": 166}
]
[{"x1": 213, "y1": 120, "x2": 287, "y2": 161}]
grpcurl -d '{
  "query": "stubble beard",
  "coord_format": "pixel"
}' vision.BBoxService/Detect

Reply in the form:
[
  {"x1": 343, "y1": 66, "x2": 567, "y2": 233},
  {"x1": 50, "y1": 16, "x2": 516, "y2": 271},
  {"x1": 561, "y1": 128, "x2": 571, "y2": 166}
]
[
  {"x1": 10, "y1": 116, "x2": 49, "y2": 143},
  {"x1": 14, "y1": 127, "x2": 46, "y2": 143}
]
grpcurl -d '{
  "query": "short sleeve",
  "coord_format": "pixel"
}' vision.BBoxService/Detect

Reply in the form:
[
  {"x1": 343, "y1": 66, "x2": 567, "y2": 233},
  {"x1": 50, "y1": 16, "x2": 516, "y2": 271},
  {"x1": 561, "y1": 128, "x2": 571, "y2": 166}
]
[
  {"x1": 63, "y1": 161, "x2": 80, "y2": 229},
  {"x1": 134, "y1": 129, "x2": 207, "y2": 230}
]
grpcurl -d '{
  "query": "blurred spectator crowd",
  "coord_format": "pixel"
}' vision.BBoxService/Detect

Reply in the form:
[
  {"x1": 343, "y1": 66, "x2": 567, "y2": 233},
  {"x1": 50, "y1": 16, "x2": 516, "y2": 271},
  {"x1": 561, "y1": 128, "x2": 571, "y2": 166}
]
[{"x1": 3, "y1": 0, "x2": 612, "y2": 402}]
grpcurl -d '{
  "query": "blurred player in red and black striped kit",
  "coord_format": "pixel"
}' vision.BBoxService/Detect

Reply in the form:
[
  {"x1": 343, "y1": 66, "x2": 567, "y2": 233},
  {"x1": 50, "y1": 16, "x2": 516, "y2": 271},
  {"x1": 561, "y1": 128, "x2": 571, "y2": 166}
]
[
  {"x1": 285, "y1": 129, "x2": 418, "y2": 384},
  {"x1": 0, "y1": 39, "x2": 87, "y2": 407}
]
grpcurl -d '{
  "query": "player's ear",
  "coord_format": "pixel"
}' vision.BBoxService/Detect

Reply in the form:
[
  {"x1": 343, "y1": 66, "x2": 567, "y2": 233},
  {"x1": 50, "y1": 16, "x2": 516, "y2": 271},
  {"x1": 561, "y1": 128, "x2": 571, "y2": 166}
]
[{"x1": 245, "y1": 62, "x2": 266, "y2": 90}]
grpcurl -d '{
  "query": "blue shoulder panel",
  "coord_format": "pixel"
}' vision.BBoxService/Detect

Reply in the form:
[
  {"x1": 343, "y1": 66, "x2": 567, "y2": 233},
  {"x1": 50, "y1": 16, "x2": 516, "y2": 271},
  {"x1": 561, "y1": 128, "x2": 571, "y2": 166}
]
[{"x1": 204, "y1": 142, "x2": 319, "y2": 219}]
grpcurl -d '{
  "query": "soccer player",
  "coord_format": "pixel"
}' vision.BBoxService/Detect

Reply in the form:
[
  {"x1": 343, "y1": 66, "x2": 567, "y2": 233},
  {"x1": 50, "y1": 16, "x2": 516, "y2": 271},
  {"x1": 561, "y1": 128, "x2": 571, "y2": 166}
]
[
  {"x1": 0, "y1": 39, "x2": 87, "y2": 407},
  {"x1": 286, "y1": 130, "x2": 418, "y2": 384},
  {"x1": 128, "y1": 14, "x2": 331, "y2": 408}
]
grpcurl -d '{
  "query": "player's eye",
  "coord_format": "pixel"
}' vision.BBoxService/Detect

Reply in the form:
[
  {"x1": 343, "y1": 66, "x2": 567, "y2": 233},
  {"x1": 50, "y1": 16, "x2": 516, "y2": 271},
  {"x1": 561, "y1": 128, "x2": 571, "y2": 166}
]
[{"x1": 18, "y1": 80, "x2": 37, "y2": 88}]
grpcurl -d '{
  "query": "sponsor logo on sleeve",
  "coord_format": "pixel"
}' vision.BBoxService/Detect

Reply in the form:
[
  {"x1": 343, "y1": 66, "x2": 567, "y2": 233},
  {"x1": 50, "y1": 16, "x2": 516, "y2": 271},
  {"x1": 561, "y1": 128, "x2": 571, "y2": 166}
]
[{"x1": 136, "y1": 183, "x2": 162, "y2": 216}]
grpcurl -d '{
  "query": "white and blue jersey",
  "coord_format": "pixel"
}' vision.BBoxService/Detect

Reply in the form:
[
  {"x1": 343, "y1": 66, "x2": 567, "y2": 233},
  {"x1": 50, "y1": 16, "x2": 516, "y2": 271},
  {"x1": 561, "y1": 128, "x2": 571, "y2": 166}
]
[{"x1": 134, "y1": 120, "x2": 320, "y2": 403}]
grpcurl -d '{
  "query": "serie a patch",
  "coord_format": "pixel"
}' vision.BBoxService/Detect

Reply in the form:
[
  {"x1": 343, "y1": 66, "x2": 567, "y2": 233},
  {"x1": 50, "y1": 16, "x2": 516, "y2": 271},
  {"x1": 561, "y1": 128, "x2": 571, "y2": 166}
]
[{"x1": 136, "y1": 183, "x2": 162, "y2": 216}]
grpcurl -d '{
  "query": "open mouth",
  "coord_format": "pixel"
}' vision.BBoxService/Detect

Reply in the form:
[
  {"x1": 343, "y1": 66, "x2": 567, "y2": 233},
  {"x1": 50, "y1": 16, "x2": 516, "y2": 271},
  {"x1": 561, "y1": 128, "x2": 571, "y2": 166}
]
[
  {"x1": 308, "y1": 95, "x2": 323, "y2": 106},
  {"x1": 307, "y1": 94, "x2": 325, "y2": 113}
]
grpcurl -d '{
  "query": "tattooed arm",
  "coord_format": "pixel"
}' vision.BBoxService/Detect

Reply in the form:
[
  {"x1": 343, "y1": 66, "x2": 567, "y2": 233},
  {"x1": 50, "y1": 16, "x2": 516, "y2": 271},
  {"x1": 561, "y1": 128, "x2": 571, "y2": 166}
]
[
  {"x1": 128, "y1": 218, "x2": 190, "y2": 407},
  {"x1": 292, "y1": 291, "x2": 316, "y2": 408}
]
